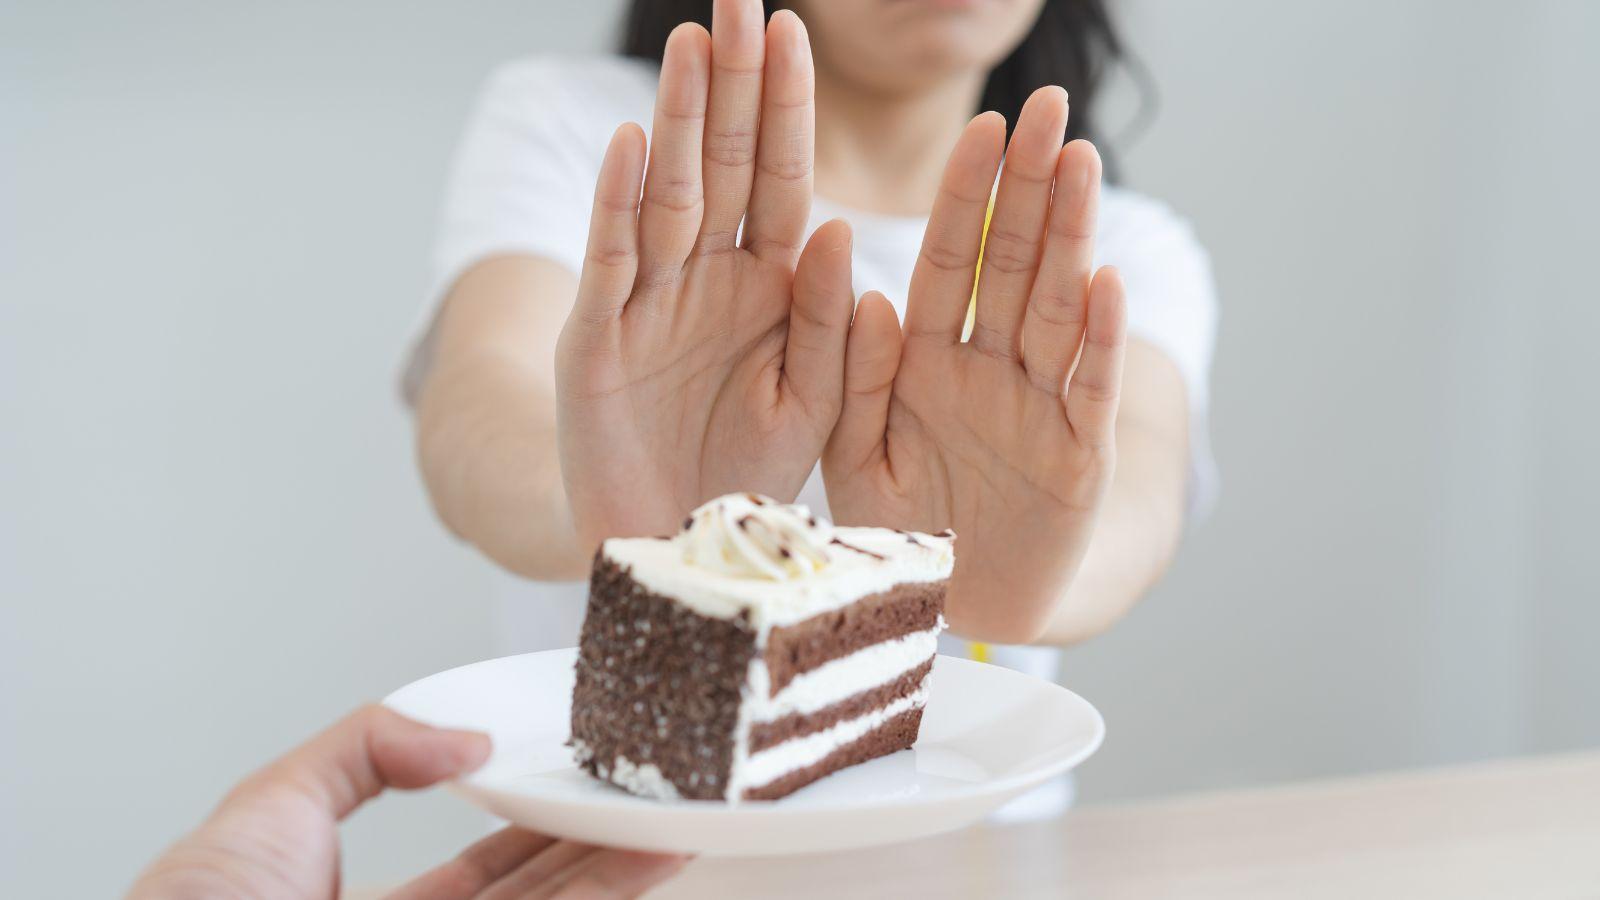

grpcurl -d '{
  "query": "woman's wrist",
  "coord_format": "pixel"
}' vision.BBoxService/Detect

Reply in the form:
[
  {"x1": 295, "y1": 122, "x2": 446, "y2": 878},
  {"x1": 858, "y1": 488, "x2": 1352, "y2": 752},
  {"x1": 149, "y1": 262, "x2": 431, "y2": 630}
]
[{"x1": 417, "y1": 360, "x2": 591, "y2": 581}]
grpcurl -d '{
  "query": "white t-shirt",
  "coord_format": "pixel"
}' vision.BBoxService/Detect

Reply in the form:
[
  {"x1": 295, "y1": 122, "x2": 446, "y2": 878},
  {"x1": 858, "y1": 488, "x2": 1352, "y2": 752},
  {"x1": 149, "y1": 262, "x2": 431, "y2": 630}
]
[{"x1": 402, "y1": 56, "x2": 1218, "y2": 688}]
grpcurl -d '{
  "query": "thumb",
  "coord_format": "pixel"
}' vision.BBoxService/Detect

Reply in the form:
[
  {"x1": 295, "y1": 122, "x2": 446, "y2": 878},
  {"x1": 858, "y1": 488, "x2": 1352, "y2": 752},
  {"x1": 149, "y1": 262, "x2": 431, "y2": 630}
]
[
  {"x1": 781, "y1": 218, "x2": 855, "y2": 419},
  {"x1": 824, "y1": 290, "x2": 901, "y2": 479},
  {"x1": 570, "y1": 122, "x2": 647, "y2": 329},
  {"x1": 242, "y1": 705, "x2": 491, "y2": 822}
]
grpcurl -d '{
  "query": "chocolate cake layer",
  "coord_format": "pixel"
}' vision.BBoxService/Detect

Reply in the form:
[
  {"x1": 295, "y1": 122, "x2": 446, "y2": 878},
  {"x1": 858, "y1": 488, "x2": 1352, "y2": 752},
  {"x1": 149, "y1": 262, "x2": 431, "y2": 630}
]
[
  {"x1": 571, "y1": 554, "x2": 757, "y2": 800},
  {"x1": 747, "y1": 657, "x2": 934, "y2": 753},
  {"x1": 743, "y1": 706, "x2": 925, "y2": 801},
  {"x1": 763, "y1": 581, "x2": 945, "y2": 694}
]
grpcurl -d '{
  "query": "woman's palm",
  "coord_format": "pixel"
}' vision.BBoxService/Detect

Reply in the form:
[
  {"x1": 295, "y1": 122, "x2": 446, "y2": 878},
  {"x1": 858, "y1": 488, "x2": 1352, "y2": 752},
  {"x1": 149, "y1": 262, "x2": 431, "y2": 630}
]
[
  {"x1": 825, "y1": 92, "x2": 1129, "y2": 643},
  {"x1": 556, "y1": 3, "x2": 853, "y2": 549}
]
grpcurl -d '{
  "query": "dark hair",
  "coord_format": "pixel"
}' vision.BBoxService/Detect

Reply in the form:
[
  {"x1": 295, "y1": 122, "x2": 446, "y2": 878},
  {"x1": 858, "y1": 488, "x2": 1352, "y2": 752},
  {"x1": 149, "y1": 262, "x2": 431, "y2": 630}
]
[{"x1": 619, "y1": 1, "x2": 1128, "y2": 155}]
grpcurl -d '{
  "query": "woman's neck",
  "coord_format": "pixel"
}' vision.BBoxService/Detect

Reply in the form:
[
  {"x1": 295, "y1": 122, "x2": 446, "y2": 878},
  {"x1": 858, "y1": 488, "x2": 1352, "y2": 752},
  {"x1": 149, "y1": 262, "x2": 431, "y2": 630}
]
[{"x1": 812, "y1": 68, "x2": 987, "y2": 218}]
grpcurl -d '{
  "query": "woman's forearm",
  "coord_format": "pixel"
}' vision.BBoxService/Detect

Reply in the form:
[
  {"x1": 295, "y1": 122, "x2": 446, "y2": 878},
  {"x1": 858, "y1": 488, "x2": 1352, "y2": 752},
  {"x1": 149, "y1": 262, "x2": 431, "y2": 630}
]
[
  {"x1": 414, "y1": 256, "x2": 593, "y2": 581},
  {"x1": 1036, "y1": 429, "x2": 1187, "y2": 645}
]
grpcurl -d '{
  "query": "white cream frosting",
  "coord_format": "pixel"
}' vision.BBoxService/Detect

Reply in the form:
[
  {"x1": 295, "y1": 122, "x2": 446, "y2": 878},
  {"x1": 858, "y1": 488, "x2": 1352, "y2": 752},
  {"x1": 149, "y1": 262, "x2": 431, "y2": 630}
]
[
  {"x1": 604, "y1": 755, "x2": 680, "y2": 801},
  {"x1": 723, "y1": 626, "x2": 941, "y2": 801},
  {"x1": 680, "y1": 493, "x2": 834, "y2": 580},
  {"x1": 730, "y1": 688, "x2": 931, "y2": 798},
  {"x1": 745, "y1": 624, "x2": 942, "y2": 722},
  {"x1": 575, "y1": 738, "x2": 683, "y2": 801},
  {"x1": 603, "y1": 494, "x2": 955, "y2": 634}
]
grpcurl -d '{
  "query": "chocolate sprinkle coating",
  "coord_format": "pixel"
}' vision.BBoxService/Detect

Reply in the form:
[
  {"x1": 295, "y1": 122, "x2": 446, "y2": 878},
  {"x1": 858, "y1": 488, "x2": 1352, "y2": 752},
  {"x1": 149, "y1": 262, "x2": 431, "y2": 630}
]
[{"x1": 571, "y1": 554, "x2": 757, "y2": 800}]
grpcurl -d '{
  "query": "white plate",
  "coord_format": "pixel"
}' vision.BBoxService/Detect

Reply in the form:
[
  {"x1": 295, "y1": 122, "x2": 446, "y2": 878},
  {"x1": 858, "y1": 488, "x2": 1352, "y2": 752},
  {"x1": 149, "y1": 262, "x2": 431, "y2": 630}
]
[{"x1": 384, "y1": 648, "x2": 1104, "y2": 856}]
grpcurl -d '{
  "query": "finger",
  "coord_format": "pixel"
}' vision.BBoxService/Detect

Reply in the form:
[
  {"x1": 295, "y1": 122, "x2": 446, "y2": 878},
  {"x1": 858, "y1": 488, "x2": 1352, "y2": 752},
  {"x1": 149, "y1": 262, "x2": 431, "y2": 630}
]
[
  {"x1": 543, "y1": 849, "x2": 691, "y2": 899},
  {"x1": 637, "y1": 23, "x2": 710, "y2": 278},
  {"x1": 479, "y1": 841, "x2": 599, "y2": 900},
  {"x1": 1023, "y1": 138, "x2": 1102, "y2": 391},
  {"x1": 970, "y1": 87, "x2": 1069, "y2": 360},
  {"x1": 781, "y1": 218, "x2": 853, "y2": 420},
  {"x1": 386, "y1": 828, "x2": 557, "y2": 900},
  {"x1": 1065, "y1": 265, "x2": 1128, "y2": 448},
  {"x1": 246, "y1": 706, "x2": 489, "y2": 822},
  {"x1": 903, "y1": 112, "x2": 1006, "y2": 344},
  {"x1": 571, "y1": 124, "x2": 646, "y2": 327},
  {"x1": 825, "y1": 291, "x2": 902, "y2": 479},
  {"x1": 742, "y1": 9, "x2": 814, "y2": 267},
  {"x1": 696, "y1": 0, "x2": 766, "y2": 256}
]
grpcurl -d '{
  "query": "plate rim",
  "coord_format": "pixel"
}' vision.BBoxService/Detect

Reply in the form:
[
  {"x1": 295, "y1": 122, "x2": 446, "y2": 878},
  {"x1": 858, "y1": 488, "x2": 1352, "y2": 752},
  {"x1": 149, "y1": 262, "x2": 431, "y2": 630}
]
[{"x1": 384, "y1": 648, "x2": 1105, "y2": 813}]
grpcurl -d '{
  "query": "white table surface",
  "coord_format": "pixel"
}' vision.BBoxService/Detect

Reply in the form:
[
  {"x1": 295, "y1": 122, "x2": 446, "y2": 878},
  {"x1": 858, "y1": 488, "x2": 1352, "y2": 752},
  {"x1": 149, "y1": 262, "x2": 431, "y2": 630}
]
[
  {"x1": 350, "y1": 751, "x2": 1600, "y2": 899},
  {"x1": 652, "y1": 751, "x2": 1600, "y2": 899}
]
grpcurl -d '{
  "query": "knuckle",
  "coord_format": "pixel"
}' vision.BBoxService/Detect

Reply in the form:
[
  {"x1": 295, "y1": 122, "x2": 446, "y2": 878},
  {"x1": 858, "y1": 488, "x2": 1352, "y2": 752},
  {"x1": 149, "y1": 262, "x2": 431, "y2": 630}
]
[
  {"x1": 586, "y1": 244, "x2": 634, "y2": 269},
  {"x1": 594, "y1": 191, "x2": 638, "y2": 216},
  {"x1": 1073, "y1": 378, "x2": 1119, "y2": 404},
  {"x1": 788, "y1": 293, "x2": 836, "y2": 333},
  {"x1": 644, "y1": 176, "x2": 701, "y2": 213},
  {"x1": 635, "y1": 263, "x2": 681, "y2": 292},
  {"x1": 1004, "y1": 158, "x2": 1055, "y2": 185},
  {"x1": 1049, "y1": 217, "x2": 1095, "y2": 242},
  {"x1": 980, "y1": 227, "x2": 1039, "y2": 276},
  {"x1": 1083, "y1": 329, "x2": 1126, "y2": 352},
  {"x1": 743, "y1": 235, "x2": 799, "y2": 258},
  {"x1": 1025, "y1": 363, "x2": 1066, "y2": 395},
  {"x1": 715, "y1": 58, "x2": 765, "y2": 77},
  {"x1": 655, "y1": 103, "x2": 706, "y2": 126},
  {"x1": 691, "y1": 232, "x2": 739, "y2": 257},
  {"x1": 947, "y1": 180, "x2": 994, "y2": 205},
  {"x1": 918, "y1": 242, "x2": 978, "y2": 274},
  {"x1": 756, "y1": 154, "x2": 811, "y2": 185},
  {"x1": 766, "y1": 93, "x2": 814, "y2": 113},
  {"x1": 1028, "y1": 290, "x2": 1087, "y2": 330},
  {"x1": 703, "y1": 126, "x2": 758, "y2": 169}
]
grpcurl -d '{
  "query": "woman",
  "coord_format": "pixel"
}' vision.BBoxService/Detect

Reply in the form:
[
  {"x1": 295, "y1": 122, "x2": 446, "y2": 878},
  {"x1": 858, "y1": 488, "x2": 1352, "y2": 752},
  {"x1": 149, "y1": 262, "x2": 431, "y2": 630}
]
[{"x1": 402, "y1": 0, "x2": 1216, "y2": 809}]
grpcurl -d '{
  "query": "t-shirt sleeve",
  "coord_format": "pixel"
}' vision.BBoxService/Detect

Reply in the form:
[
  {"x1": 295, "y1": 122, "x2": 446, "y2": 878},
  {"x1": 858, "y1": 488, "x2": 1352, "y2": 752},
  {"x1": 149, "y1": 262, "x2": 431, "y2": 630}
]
[
  {"x1": 1095, "y1": 190, "x2": 1221, "y2": 517},
  {"x1": 400, "y1": 58, "x2": 647, "y2": 405}
]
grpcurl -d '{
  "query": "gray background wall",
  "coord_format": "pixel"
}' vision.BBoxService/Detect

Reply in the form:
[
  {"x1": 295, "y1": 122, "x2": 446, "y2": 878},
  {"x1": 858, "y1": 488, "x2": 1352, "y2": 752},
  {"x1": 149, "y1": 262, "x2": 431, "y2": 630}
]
[{"x1": 2, "y1": 1, "x2": 1596, "y2": 895}]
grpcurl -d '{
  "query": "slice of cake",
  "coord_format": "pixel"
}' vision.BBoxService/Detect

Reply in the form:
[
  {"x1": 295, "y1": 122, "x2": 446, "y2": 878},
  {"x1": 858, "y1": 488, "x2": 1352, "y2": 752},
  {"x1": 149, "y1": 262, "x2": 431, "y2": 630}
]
[{"x1": 570, "y1": 493, "x2": 954, "y2": 802}]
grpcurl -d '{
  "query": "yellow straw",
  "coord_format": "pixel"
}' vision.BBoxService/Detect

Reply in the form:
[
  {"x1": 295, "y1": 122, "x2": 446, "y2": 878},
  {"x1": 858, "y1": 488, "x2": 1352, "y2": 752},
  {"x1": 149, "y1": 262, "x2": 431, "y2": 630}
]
[
  {"x1": 960, "y1": 199, "x2": 985, "y2": 662},
  {"x1": 961, "y1": 198, "x2": 993, "y2": 341},
  {"x1": 964, "y1": 197, "x2": 995, "y2": 665}
]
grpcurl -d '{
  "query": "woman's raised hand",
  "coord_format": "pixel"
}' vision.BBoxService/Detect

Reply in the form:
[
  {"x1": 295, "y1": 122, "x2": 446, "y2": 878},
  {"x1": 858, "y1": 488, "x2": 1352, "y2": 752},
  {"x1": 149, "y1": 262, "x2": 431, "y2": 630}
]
[
  {"x1": 823, "y1": 89, "x2": 1129, "y2": 644},
  {"x1": 556, "y1": 0, "x2": 852, "y2": 549}
]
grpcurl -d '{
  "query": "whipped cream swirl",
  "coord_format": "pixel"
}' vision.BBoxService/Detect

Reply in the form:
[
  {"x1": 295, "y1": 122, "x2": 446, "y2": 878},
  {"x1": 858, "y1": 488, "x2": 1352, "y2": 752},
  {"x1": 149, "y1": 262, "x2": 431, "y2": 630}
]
[{"x1": 679, "y1": 493, "x2": 834, "y2": 580}]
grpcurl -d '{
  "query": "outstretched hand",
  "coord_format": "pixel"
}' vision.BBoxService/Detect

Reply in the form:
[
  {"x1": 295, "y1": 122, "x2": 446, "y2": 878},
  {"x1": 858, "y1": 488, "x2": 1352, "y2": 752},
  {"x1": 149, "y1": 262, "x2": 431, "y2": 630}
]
[
  {"x1": 128, "y1": 706, "x2": 686, "y2": 899},
  {"x1": 823, "y1": 88, "x2": 1129, "y2": 644},
  {"x1": 556, "y1": 0, "x2": 854, "y2": 551}
]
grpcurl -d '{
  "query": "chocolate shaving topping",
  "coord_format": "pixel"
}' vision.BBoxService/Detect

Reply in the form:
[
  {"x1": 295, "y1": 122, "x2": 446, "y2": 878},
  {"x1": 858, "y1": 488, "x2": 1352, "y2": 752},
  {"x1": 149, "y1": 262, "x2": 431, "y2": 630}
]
[
  {"x1": 745, "y1": 493, "x2": 767, "y2": 505},
  {"x1": 830, "y1": 537, "x2": 885, "y2": 561},
  {"x1": 682, "y1": 516, "x2": 693, "y2": 530}
]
